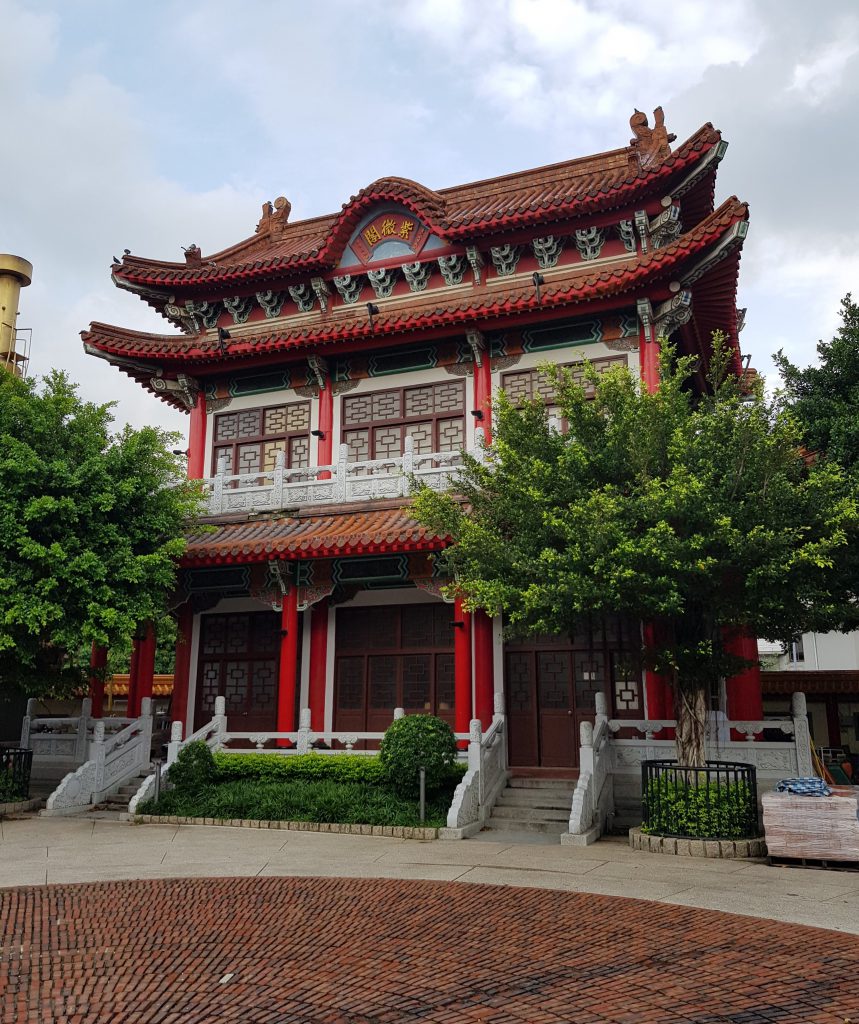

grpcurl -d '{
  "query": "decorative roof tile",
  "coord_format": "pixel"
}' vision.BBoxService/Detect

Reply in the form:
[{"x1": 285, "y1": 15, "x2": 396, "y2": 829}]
[
  {"x1": 181, "y1": 504, "x2": 447, "y2": 565},
  {"x1": 83, "y1": 196, "x2": 748, "y2": 375},
  {"x1": 111, "y1": 120, "x2": 722, "y2": 291}
]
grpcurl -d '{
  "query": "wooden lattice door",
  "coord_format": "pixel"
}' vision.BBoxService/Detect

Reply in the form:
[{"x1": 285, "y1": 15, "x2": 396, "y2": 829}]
[
  {"x1": 195, "y1": 612, "x2": 280, "y2": 731},
  {"x1": 334, "y1": 604, "x2": 455, "y2": 732}
]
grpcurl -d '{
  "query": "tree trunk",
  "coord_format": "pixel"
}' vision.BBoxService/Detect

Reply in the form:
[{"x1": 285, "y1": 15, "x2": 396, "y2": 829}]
[{"x1": 674, "y1": 677, "x2": 708, "y2": 767}]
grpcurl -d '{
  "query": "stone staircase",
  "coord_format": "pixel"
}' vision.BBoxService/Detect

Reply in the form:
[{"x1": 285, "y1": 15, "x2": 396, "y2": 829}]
[
  {"x1": 483, "y1": 778, "x2": 575, "y2": 838},
  {"x1": 91, "y1": 769, "x2": 152, "y2": 817}
]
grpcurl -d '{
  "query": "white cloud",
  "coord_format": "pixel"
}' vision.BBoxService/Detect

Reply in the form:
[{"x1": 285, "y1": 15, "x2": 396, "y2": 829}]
[{"x1": 789, "y1": 36, "x2": 859, "y2": 104}]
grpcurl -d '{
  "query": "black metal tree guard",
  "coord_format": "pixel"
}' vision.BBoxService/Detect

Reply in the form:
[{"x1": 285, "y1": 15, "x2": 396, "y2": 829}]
[
  {"x1": 0, "y1": 747, "x2": 34, "y2": 803},
  {"x1": 641, "y1": 759, "x2": 760, "y2": 840}
]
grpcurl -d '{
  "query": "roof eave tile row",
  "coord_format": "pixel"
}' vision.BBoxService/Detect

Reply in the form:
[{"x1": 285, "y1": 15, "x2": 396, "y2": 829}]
[
  {"x1": 180, "y1": 508, "x2": 448, "y2": 566},
  {"x1": 83, "y1": 196, "x2": 748, "y2": 366},
  {"x1": 111, "y1": 125, "x2": 721, "y2": 290}
]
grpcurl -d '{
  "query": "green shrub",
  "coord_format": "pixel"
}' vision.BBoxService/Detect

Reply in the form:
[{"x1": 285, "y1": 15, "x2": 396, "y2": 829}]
[
  {"x1": 0, "y1": 767, "x2": 27, "y2": 803},
  {"x1": 212, "y1": 751, "x2": 388, "y2": 785},
  {"x1": 139, "y1": 778, "x2": 454, "y2": 828},
  {"x1": 168, "y1": 740, "x2": 217, "y2": 796},
  {"x1": 641, "y1": 778, "x2": 757, "y2": 839},
  {"x1": 379, "y1": 714, "x2": 458, "y2": 797}
]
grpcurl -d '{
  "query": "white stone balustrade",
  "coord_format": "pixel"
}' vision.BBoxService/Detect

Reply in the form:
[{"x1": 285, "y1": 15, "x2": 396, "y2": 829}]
[
  {"x1": 563, "y1": 691, "x2": 814, "y2": 846},
  {"x1": 204, "y1": 438, "x2": 479, "y2": 516}
]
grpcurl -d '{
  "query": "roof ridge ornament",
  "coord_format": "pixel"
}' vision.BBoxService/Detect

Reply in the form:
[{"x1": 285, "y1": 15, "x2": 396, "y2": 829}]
[
  {"x1": 256, "y1": 196, "x2": 292, "y2": 237},
  {"x1": 629, "y1": 106, "x2": 677, "y2": 170}
]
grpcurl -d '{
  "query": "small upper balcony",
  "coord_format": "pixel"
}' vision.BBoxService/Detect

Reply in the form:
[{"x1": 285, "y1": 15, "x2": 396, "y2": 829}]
[{"x1": 202, "y1": 436, "x2": 479, "y2": 517}]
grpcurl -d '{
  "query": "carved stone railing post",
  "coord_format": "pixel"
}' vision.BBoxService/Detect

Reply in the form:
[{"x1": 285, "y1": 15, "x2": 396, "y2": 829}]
[
  {"x1": 401, "y1": 436, "x2": 414, "y2": 496},
  {"x1": 393, "y1": 707, "x2": 405, "y2": 720},
  {"x1": 468, "y1": 718, "x2": 482, "y2": 776},
  {"x1": 211, "y1": 455, "x2": 227, "y2": 514},
  {"x1": 791, "y1": 691, "x2": 813, "y2": 776},
  {"x1": 20, "y1": 698, "x2": 36, "y2": 747},
  {"x1": 76, "y1": 699, "x2": 92, "y2": 761},
  {"x1": 296, "y1": 708, "x2": 312, "y2": 754},
  {"x1": 91, "y1": 720, "x2": 106, "y2": 793},
  {"x1": 213, "y1": 696, "x2": 228, "y2": 750},
  {"x1": 167, "y1": 721, "x2": 183, "y2": 765},
  {"x1": 272, "y1": 449, "x2": 285, "y2": 508},
  {"x1": 336, "y1": 444, "x2": 349, "y2": 502}
]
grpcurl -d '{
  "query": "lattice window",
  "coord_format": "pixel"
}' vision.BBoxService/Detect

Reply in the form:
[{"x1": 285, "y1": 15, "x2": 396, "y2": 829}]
[
  {"x1": 538, "y1": 652, "x2": 572, "y2": 709},
  {"x1": 341, "y1": 381, "x2": 465, "y2": 461},
  {"x1": 196, "y1": 612, "x2": 281, "y2": 720},
  {"x1": 336, "y1": 657, "x2": 365, "y2": 709},
  {"x1": 501, "y1": 356, "x2": 628, "y2": 422},
  {"x1": 369, "y1": 656, "x2": 398, "y2": 709},
  {"x1": 212, "y1": 400, "x2": 311, "y2": 475},
  {"x1": 507, "y1": 653, "x2": 533, "y2": 713},
  {"x1": 334, "y1": 604, "x2": 455, "y2": 726}
]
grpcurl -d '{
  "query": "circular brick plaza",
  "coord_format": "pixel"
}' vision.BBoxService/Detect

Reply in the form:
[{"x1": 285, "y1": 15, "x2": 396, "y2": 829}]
[{"x1": 1, "y1": 876, "x2": 857, "y2": 1023}]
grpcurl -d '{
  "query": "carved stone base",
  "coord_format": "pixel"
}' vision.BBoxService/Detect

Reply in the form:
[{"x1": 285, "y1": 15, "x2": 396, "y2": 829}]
[{"x1": 629, "y1": 826, "x2": 766, "y2": 858}]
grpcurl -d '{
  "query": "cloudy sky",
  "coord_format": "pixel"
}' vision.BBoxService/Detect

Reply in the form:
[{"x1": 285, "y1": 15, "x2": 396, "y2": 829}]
[{"x1": 3, "y1": 0, "x2": 857, "y2": 439}]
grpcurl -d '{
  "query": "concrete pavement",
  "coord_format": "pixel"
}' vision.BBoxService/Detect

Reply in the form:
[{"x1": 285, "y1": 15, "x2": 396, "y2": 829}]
[{"x1": 1, "y1": 814, "x2": 857, "y2": 934}]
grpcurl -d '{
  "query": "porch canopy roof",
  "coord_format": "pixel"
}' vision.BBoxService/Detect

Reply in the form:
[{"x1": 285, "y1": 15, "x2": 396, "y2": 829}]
[{"x1": 181, "y1": 501, "x2": 449, "y2": 566}]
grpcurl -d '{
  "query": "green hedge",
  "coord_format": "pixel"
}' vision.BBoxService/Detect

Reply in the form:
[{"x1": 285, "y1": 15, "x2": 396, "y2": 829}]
[
  {"x1": 641, "y1": 779, "x2": 757, "y2": 839},
  {"x1": 139, "y1": 778, "x2": 454, "y2": 828},
  {"x1": 212, "y1": 750, "x2": 466, "y2": 786}
]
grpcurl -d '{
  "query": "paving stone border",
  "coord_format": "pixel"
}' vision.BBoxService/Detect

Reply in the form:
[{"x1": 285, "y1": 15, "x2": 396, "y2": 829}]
[
  {"x1": 0, "y1": 797, "x2": 43, "y2": 817},
  {"x1": 133, "y1": 813, "x2": 437, "y2": 840},
  {"x1": 629, "y1": 826, "x2": 767, "y2": 858}
]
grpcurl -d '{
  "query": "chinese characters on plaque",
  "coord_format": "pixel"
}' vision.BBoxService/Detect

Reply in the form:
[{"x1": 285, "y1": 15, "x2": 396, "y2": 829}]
[{"x1": 351, "y1": 213, "x2": 431, "y2": 263}]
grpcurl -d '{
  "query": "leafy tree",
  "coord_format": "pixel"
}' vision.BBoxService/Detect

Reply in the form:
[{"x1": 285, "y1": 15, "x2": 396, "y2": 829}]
[
  {"x1": 0, "y1": 369, "x2": 202, "y2": 697},
  {"x1": 774, "y1": 294, "x2": 859, "y2": 475},
  {"x1": 412, "y1": 337, "x2": 859, "y2": 766}
]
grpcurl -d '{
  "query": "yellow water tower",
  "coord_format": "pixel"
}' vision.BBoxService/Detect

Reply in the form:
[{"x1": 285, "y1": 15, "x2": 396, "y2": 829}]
[{"x1": 0, "y1": 253, "x2": 33, "y2": 375}]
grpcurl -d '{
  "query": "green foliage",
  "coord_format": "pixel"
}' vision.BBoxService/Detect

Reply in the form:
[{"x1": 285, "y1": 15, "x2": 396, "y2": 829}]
[
  {"x1": 412, "y1": 333, "x2": 859, "y2": 764},
  {"x1": 0, "y1": 369, "x2": 203, "y2": 696},
  {"x1": 775, "y1": 295, "x2": 859, "y2": 477},
  {"x1": 0, "y1": 766, "x2": 28, "y2": 803},
  {"x1": 213, "y1": 751, "x2": 390, "y2": 785},
  {"x1": 379, "y1": 715, "x2": 459, "y2": 797},
  {"x1": 641, "y1": 778, "x2": 757, "y2": 839},
  {"x1": 168, "y1": 740, "x2": 217, "y2": 797},
  {"x1": 140, "y1": 778, "x2": 455, "y2": 828}
]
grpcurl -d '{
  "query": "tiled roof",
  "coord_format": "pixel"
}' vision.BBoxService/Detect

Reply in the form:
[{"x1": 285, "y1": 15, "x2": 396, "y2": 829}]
[
  {"x1": 111, "y1": 124, "x2": 722, "y2": 290},
  {"x1": 83, "y1": 196, "x2": 748, "y2": 371},
  {"x1": 181, "y1": 502, "x2": 448, "y2": 565},
  {"x1": 105, "y1": 675, "x2": 174, "y2": 697},
  {"x1": 762, "y1": 671, "x2": 859, "y2": 696}
]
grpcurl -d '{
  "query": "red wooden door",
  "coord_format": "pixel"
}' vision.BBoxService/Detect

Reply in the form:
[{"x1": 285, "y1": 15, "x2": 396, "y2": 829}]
[
  {"x1": 333, "y1": 603, "x2": 455, "y2": 732},
  {"x1": 195, "y1": 612, "x2": 280, "y2": 732}
]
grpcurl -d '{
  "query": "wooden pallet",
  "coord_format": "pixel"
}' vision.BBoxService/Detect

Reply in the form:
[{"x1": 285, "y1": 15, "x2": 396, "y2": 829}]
[{"x1": 768, "y1": 855, "x2": 859, "y2": 872}]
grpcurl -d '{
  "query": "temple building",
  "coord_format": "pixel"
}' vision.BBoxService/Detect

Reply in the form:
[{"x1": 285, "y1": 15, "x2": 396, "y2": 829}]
[{"x1": 81, "y1": 107, "x2": 761, "y2": 769}]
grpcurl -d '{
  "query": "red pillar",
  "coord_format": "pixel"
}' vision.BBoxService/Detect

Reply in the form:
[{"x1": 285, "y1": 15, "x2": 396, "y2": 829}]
[
  {"x1": 454, "y1": 598, "x2": 473, "y2": 742},
  {"x1": 88, "y1": 643, "x2": 108, "y2": 719},
  {"x1": 187, "y1": 396, "x2": 207, "y2": 480},
  {"x1": 127, "y1": 635, "x2": 142, "y2": 718},
  {"x1": 473, "y1": 609, "x2": 494, "y2": 729},
  {"x1": 825, "y1": 696, "x2": 841, "y2": 748},
  {"x1": 724, "y1": 628, "x2": 764, "y2": 727},
  {"x1": 133, "y1": 623, "x2": 157, "y2": 717},
  {"x1": 643, "y1": 621, "x2": 672, "y2": 722},
  {"x1": 172, "y1": 604, "x2": 194, "y2": 733},
  {"x1": 307, "y1": 598, "x2": 329, "y2": 730},
  {"x1": 277, "y1": 584, "x2": 300, "y2": 737},
  {"x1": 473, "y1": 356, "x2": 493, "y2": 445},
  {"x1": 317, "y1": 383, "x2": 334, "y2": 478},
  {"x1": 639, "y1": 318, "x2": 660, "y2": 394}
]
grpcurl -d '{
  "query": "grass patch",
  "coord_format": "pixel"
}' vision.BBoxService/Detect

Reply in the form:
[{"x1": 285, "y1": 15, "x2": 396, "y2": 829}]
[{"x1": 139, "y1": 777, "x2": 455, "y2": 828}]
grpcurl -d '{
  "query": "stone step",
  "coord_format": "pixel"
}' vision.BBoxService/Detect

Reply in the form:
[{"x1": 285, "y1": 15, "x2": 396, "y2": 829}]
[
  {"x1": 508, "y1": 777, "x2": 577, "y2": 790},
  {"x1": 484, "y1": 816, "x2": 568, "y2": 835},
  {"x1": 495, "y1": 790, "x2": 572, "y2": 810},
  {"x1": 491, "y1": 804, "x2": 568, "y2": 823}
]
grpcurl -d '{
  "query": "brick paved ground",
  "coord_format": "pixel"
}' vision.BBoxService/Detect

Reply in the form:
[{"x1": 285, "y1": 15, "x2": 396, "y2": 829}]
[{"x1": 1, "y1": 877, "x2": 857, "y2": 1024}]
